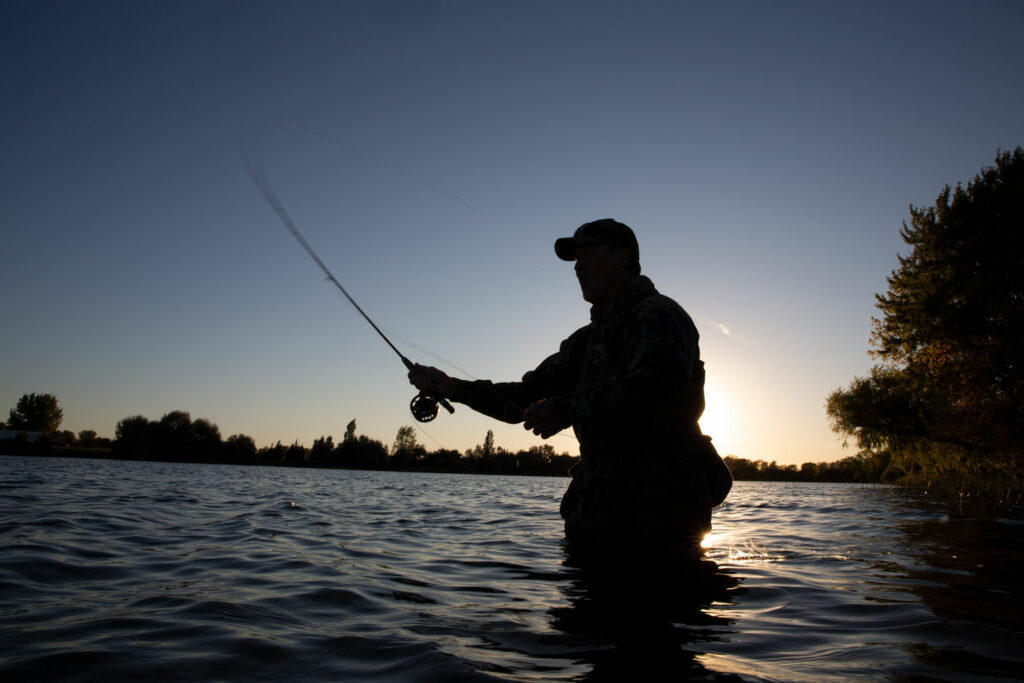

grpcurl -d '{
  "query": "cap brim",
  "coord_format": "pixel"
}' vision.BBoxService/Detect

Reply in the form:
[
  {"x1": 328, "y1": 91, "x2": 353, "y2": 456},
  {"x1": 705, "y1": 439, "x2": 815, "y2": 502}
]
[{"x1": 554, "y1": 237, "x2": 577, "y2": 261}]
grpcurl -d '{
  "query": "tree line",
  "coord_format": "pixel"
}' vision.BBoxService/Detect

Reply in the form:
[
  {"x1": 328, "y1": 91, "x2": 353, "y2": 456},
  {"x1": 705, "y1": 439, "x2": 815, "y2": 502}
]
[
  {"x1": 826, "y1": 148, "x2": 1023, "y2": 503},
  {"x1": 722, "y1": 452, "x2": 890, "y2": 484},
  {"x1": 1, "y1": 397, "x2": 581, "y2": 477},
  {"x1": 6, "y1": 392, "x2": 895, "y2": 483},
  {"x1": 111, "y1": 413, "x2": 585, "y2": 476}
]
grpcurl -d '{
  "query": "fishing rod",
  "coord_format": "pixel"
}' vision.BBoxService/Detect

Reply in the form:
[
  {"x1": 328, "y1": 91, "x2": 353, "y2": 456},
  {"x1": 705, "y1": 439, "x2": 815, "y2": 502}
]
[{"x1": 242, "y1": 151, "x2": 454, "y2": 423}]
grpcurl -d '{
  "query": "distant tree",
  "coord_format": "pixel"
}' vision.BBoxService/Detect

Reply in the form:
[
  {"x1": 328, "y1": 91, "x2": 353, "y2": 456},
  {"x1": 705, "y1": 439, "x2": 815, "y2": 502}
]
[
  {"x1": 392, "y1": 425, "x2": 418, "y2": 454},
  {"x1": 261, "y1": 441, "x2": 288, "y2": 464},
  {"x1": 799, "y1": 462, "x2": 819, "y2": 480},
  {"x1": 75, "y1": 429, "x2": 111, "y2": 449},
  {"x1": 113, "y1": 415, "x2": 154, "y2": 459},
  {"x1": 722, "y1": 456, "x2": 754, "y2": 480},
  {"x1": 191, "y1": 418, "x2": 223, "y2": 461},
  {"x1": 53, "y1": 430, "x2": 76, "y2": 446},
  {"x1": 111, "y1": 410, "x2": 224, "y2": 462},
  {"x1": 284, "y1": 441, "x2": 307, "y2": 464},
  {"x1": 156, "y1": 410, "x2": 194, "y2": 461},
  {"x1": 391, "y1": 425, "x2": 422, "y2": 468},
  {"x1": 466, "y1": 429, "x2": 502, "y2": 461},
  {"x1": 337, "y1": 433, "x2": 388, "y2": 469},
  {"x1": 516, "y1": 444, "x2": 555, "y2": 474},
  {"x1": 828, "y1": 148, "x2": 1024, "y2": 483},
  {"x1": 420, "y1": 448, "x2": 463, "y2": 471},
  {"x1": 309, "y1": 435, "x2": 335, "y2": 465},
  {"x1": 330, "y1": 419, "x2": 388, "y2": 468},
  {"x1": 7, "y1": 393, "x2": 63, "y2": 433},
  {"x1": 224, "y1": 434, "x2": 257, "y2": 462}
]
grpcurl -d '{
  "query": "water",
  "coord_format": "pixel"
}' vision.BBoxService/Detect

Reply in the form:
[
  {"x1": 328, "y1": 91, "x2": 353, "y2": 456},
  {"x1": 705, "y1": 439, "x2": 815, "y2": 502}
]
[{"x1": 1, "y1": 456, "x2": 1021, "y2": 681}]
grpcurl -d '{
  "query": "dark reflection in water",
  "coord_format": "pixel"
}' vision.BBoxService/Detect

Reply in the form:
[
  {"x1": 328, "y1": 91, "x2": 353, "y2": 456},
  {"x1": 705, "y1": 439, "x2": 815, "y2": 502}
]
[
  {"x1": 899, "y1": 512, "x2": 1022, "y2": 629},
  {"x1": 883, "y1": 503, "x2": 1024, "y2": 680},
  {"x1": 552, "y1": 554, "x2": 743, "y2": 682}
]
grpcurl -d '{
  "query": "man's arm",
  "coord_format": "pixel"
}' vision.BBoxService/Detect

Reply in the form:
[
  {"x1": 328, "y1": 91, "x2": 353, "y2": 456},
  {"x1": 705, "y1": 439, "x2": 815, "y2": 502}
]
[{"x1": 407, "y1": 332, "x2": 581, "y2": 433}]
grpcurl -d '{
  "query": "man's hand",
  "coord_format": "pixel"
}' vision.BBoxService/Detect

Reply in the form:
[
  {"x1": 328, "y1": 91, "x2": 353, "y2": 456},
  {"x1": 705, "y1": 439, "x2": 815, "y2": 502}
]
[
  {"x1": 407, "y1": 363, "x2": 456, "y2": 399},
  {"x1": 522, "y1": 399, "x2": 571, "y2": 439}
]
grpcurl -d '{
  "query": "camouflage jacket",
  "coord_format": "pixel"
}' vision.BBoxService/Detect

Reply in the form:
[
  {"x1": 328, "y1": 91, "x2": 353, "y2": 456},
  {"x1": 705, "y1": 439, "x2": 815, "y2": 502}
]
[{"x1": 451, "y1": 275, "x2": 706, "y2": 460}]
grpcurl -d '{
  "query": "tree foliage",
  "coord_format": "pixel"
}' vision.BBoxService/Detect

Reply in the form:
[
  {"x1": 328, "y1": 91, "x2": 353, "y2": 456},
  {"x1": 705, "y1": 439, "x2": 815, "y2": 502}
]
[
  {"x1": 224, "y1": 433, "x2": 257, "y2": 462},
  {"x1": 723, "y1": 453, "x2": 892, "y2": 483},
  {"x1": 7, "y1": 392, "x2": 63, "y2": 433},
  {"x1": 828, "y1": 148, "x2": 1024, "y2": 486},
  {"x1": 390, "y1": 425, "x2": 425, "y2": 467},
  {"x1": 392, "y1": 425, "x2": 418, "y2": 454},
  {"x1": 466, "y1": 429, "x2": 500, "y2": 459},
  {"x1": 113, "y1": 410, "x2": 224, "y2": 462}
]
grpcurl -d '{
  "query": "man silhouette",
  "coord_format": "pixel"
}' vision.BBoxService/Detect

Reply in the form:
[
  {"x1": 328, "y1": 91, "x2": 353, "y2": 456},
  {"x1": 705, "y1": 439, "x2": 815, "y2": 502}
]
[{"x1": 409, "y1": 219, "x2": 730, "y2": 562}]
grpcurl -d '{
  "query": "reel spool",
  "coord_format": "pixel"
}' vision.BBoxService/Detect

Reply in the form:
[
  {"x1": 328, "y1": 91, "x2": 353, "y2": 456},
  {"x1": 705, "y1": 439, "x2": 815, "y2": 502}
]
[{"x1": 410, "y1": 393, "x2": 454, "y2": 423}]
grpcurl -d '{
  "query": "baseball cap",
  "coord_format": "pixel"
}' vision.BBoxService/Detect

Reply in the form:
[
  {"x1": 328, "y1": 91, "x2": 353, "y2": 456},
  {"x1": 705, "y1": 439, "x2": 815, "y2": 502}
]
[{"x1": 554, "y1": 218, "x2": 639, "y2": 262}]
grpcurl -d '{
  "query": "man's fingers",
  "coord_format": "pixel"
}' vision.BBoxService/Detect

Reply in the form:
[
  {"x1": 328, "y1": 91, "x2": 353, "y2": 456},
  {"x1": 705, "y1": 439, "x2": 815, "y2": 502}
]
[
  {"x1": 523, "y1": 400, "x2": 566, "y2": 438},
  {"x1": 408, "y1": 365, "x2": 434, "y2": 392},
  {"x1": 533, "y1": 421, "x2": 562, "y2": 439},
  {"x1": 408, "y1": 364, "x2": 455, "y2": 398}
]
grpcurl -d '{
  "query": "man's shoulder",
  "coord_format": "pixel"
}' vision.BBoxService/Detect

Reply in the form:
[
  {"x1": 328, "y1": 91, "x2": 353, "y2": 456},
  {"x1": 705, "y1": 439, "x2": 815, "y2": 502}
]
[
  {"x1": 632, "y1": 289, "x2": 698, "y2": 339},
  {"x1": 557, "y1": 321, "x2": 594, "y2": 354},
  {"x1": 635, "y1": 289, "x2": 691, "y2": 320}
]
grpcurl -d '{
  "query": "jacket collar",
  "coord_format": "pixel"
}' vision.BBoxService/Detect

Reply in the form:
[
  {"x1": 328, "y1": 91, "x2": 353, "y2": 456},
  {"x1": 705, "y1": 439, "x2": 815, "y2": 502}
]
[{"x1": 589, "y1": 275, "x2": 656, "y2": 322}]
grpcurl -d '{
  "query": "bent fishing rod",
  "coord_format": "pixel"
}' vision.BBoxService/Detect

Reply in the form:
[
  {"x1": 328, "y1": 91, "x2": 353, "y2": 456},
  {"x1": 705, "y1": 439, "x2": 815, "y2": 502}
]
[{"x1": 243, "y1": 153, "x2": 454, "y2": 423}]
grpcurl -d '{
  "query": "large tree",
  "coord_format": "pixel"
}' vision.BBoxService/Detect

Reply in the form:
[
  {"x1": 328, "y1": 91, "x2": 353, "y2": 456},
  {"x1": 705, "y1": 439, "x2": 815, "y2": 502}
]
[
  {"x1": 7, "y1": 392, "x2": 64, "y2": 433},
  {"x1": 827, "y1": 148, "x2": 1024, "y2": 480}
]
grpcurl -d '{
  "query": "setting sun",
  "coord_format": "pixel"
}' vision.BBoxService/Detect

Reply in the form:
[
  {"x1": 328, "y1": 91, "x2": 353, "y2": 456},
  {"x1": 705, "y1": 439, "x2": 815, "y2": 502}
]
[{"x1": 699, "y1": 382, "x2": 736, "y2": 448}]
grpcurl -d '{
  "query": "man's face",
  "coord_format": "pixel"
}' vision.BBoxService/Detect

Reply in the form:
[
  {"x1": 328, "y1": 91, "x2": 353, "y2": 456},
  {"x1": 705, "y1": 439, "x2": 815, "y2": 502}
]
[{"x1": 574, "y1": 242, "x2": 630, "y2": 305}]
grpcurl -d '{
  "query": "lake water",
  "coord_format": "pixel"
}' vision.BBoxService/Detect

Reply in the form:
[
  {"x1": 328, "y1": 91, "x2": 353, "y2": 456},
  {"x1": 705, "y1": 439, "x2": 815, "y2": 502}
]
[{"x1": 1, "y1": 455, "x2": 1021, "y2": 681}]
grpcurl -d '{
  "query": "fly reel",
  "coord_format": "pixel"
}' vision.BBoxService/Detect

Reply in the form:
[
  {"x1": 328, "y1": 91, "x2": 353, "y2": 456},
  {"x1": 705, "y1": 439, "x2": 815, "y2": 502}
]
[{"x1": 410, "y1": 393, "x2": 455, "y2": 423}]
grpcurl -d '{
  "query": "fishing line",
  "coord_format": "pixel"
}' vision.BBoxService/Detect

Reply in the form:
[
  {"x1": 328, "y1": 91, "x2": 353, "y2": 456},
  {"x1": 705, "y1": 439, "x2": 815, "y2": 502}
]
[
  {"x1": 378, "y1": 323, "x2": 481, "y2": 382},
  {"x1": 285, "y1": 120, "x2": 482, "y2": 216},
  {"x1": 243, "y1": 124, "x2": 575, "y2": 444},
  {"x1": 281, "y1": 122, "x2": 485, "y2": 381},
  {"x1": 242, "y1": 146, "x2": 453, "y2": 423}
]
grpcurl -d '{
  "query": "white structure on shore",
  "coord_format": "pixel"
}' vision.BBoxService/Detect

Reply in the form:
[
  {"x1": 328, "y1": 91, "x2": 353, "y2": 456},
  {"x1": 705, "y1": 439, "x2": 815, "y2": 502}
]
[{"x1": 0, "y1": 429, "x2": 44, "y2": 442}]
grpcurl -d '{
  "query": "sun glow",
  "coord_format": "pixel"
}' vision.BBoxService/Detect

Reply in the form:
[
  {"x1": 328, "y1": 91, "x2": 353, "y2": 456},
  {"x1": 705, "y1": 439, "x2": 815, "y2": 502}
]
[
  {"x1": 698, "y1": 382, "x2": 735, "y2": 445},
  {"x1": 700, "y1": 531, "x2": 727, "y2": 549}
]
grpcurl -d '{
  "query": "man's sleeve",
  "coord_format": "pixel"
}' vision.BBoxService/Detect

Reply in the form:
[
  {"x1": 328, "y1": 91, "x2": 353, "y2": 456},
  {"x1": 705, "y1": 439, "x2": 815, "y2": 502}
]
[{"x1": 450, "y1": 333, "x2": 580, "y2": 424}]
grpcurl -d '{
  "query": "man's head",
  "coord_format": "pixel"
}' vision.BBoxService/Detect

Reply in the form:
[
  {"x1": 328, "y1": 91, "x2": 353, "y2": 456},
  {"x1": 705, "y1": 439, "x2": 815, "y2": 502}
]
[
  {"x1": 554, "y1": 219, "x2": 640, "y2": 305},
  {"x1": 555, "y1": 219, "x2": 640, "y2": 273}
]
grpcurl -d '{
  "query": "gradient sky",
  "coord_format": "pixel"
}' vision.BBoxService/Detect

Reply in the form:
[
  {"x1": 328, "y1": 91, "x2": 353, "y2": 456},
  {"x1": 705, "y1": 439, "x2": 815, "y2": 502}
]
[{"x1": 3, "y1": 1, "x2": 1022, "y2": 465}]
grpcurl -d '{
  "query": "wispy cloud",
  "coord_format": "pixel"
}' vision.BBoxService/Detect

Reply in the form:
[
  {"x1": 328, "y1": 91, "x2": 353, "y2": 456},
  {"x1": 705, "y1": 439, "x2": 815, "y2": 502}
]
[{"x1": 695, "y1": 314, "x2": 745, "y2": 342}]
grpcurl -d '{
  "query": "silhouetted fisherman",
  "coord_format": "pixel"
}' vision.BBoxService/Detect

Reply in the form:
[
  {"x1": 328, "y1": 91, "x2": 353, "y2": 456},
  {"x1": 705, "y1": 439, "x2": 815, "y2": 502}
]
[{"x1": 409, "y1": 219, "x2": 731, "y2": 563}]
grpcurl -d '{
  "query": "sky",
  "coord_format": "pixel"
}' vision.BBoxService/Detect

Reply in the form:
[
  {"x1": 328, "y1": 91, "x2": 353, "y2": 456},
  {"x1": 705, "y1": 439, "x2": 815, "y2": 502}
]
[{"x1": 2, "y1": 0, "x2": 1022, "y2": 465}]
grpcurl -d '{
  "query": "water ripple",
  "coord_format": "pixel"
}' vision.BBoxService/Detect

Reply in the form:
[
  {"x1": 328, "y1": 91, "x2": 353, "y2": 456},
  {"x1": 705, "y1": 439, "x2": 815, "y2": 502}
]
[{"x1": 1, "y1": 457, "x2": 1022, "y2": 681}]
